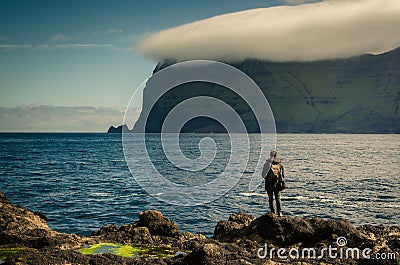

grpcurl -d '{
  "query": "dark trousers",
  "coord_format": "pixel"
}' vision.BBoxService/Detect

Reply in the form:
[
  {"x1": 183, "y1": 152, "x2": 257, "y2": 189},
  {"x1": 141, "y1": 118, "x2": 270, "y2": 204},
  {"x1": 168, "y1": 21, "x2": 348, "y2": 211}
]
[{"x1": 266, "y1": 188, "x2": 282, "y2": 213}]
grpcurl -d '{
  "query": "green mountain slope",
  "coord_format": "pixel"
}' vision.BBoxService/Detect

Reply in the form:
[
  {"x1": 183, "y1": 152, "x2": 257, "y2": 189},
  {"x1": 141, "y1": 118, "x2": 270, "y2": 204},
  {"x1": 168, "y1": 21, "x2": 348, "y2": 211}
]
[{"x1": 133, "y1": 48, "x2": 400, "y2": 133}]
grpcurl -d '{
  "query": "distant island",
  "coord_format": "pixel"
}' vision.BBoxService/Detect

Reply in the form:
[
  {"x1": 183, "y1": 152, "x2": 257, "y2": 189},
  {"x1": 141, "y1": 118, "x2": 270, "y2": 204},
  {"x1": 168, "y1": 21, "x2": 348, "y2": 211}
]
[
  {"x1": 109, "y1": 48, "x2": 400, "y2": 134},
  {"x1": 107, "y1": 124, "x2": 129, "y2": 133}
]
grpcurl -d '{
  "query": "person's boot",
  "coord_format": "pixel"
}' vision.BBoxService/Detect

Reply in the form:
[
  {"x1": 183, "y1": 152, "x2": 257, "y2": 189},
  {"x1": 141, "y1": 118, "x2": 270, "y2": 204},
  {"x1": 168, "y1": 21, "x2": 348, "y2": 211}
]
[{"x1": 277, "y1": 211, "x2": 283, "y2": 217}]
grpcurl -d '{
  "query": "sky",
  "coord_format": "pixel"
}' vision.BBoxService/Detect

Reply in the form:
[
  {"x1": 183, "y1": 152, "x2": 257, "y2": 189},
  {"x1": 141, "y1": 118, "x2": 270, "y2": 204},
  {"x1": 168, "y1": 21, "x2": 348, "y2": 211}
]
[
  {"x1": 1, "y1": 0, "x2": 399, "y2": 132},
  {"x1": 0, "y1": 0, "x2": 294, "y2": 132}
]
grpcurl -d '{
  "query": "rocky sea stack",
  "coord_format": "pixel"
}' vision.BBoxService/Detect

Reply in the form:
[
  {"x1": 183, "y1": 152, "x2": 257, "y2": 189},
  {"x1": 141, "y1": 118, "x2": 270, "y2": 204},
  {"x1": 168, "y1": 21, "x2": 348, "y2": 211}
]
[
  {"x1": 1, "y1": 191, "x2": 398, "y2": 264},
  {"x1": 107, "y1": 124, "x2": 130, "y2": 134}
]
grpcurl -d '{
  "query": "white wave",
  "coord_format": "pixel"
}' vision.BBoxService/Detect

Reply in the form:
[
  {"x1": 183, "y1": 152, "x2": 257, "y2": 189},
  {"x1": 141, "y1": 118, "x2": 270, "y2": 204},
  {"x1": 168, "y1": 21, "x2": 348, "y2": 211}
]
[
  {"x1": 45, "y1": 191, "x2": 78, "y2": 197},
  {"x1": 92, "y1": 192, "x2": 111, "y2": 197},
  {"x1": 150, "y1": 192, "x2": 164, "y2": 196},
  {"x1": 283, "y1": 195, "x2": 308, "y2": 201},
  {"x1": 239, "y1": 192, "x2": 268, "y2": 198}
]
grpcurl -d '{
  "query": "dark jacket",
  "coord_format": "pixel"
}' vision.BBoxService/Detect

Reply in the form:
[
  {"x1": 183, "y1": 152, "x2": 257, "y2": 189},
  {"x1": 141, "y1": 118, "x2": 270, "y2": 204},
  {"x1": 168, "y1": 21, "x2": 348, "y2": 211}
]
[{"x1": 262, "y1": 158, "x2": 284, "y2": 191}]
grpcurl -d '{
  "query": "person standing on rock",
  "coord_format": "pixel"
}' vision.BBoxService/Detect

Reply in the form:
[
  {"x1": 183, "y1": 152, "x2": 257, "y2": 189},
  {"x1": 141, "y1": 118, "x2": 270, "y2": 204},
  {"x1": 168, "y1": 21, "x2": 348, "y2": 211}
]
[{"x1": 262, "y1": 150, "x2": 285, "y2": 217}]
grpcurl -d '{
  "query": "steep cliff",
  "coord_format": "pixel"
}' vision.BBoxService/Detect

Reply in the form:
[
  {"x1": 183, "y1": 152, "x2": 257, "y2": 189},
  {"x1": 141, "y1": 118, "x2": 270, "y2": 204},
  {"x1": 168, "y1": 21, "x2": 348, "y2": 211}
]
[{"x1": 133, "y1": 48, "x2": 400, "y2": 133}]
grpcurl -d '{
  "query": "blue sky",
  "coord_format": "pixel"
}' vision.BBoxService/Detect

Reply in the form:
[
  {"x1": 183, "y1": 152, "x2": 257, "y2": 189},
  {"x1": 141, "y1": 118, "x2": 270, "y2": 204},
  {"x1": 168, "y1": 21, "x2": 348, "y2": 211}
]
[{"x1": 0, "y1": 0, "x2": 296, "y2": 131}]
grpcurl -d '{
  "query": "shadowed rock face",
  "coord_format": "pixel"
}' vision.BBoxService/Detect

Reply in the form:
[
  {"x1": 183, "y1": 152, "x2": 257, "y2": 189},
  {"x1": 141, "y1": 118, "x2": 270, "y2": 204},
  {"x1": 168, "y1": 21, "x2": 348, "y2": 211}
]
[
  {"x1": 214, "y1": 213, "x2": 368, "y2": 247},
  {"x1": 107, "y1": 124, "x2": 130, "y2": 133},
  {"x1": 0, "y1": 192, "x2": 8, "y2": 203},
  {"x1": 4, "y1": 249, "x2": 139, "y2": 265},
  {"x1": 138, "y1": 210, "x2": 180, "y2": 237},
  {"x1": 0, "y1": 192, "x2": 81, "y2": 250},
  {"x1": 1, "y1": 191, "x2": 399, "y2": 265},
  {"x1": 132, "y1": 48, "x2": 400, "y2": 133}
]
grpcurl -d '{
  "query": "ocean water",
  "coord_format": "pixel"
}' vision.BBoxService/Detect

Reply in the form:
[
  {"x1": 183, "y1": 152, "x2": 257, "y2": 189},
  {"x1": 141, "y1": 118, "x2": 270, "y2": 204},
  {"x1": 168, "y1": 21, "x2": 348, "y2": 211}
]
[{"x1": 0, "y1": 133, "x2": 399, "y2": 237}]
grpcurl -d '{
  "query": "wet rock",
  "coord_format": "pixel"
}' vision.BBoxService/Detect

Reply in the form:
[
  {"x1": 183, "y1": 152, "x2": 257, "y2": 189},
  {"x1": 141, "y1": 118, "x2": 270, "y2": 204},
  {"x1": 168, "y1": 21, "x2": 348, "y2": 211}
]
[
  {"x1": 92, "y1": 224, "x2": 154, "y2": 245},
  {"x1": 358, "y1": 224, "x2": 398, "y2": 240},
  {"x1": 307, "y1": 218, "x2": 368, "y2": 247},
  {"x1": 213, "y1": 220, "x2": 243, "y2": 242},
  {"x1": 91, "y1": 210, "x2": 180, "y2": 245},
  {"x1": 228, "y1": 212, "x2": 256, "y2": 226},
  {"x1": 131, "y1": 227, "x2": 154, "y2": 244},
  {"x1": 278, "y1": 216, "x2": 316, "y2": 245},
  {"x1": 33, "y1": 211, "x2": 47, "y2": 222},
  {"x1": 215, "y1": 212, "x2": 316, "y2": 246},
  {"x1": 175, "y1": 232, "x2": 208, "y2": 251},
  {"x1": 181, "y1": 240, "x2": 265, "y2": 265},
  {"x1": 91, "y1": 224, "x2": 120, "y2": 236},
  {"x1": 0, "y1": 191, "x2": 9, "y2": 203},
  {"x1": 215, "y1": 212, "x2": 372, "y2": 248},
  {"x1": 3, "y1": 247, "x2": 137, "y2": 265},
  {"x1": 0, "y1": 196, "x2": 81, "y2": 249},
  {"x1": 181, "y1": 242, "x2": 232, "y2": 265},
  {"x1": 138, "y1": 210, "x2": 180, "y2": 237},
  {"x1": 246, "y1": 213, "x2": 315, "y2": 246},
  {"x1": 213, "y1": 212, "x2": 256, "y2": 242},
  {"x1": 3, "y1": 246, "x2": 183, "y2": 265}
]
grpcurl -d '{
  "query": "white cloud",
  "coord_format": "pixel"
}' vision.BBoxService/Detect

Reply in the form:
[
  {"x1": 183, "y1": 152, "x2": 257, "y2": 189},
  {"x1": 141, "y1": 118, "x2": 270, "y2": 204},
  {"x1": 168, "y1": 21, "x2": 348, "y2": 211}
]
[
  {"x1": 0, "y1": 43, "x2": 114, "y2": 50},
  {"x1": 0, "y1": 105, "x2": 126, "y2": 132},
  {"x1": 0, "y1": 44, "x2": 17, "y2": 48},
  {"x1": 0, "y1": 44, "x2": 31, "y2": 49},
  {"x1": 106, "y1": 28, "x2": 123, "y2": 34},
  {"x1": 55, "y1": 43, "x2": 114, "y2": 48},
  {"x1": 51, "y1": 32, "x2": 70, "y2": 43},
  {"x1": 137, "y1": 0, "x2": 400, "y2": 62},
  {"x1": 35, "y1": 43, "x2": 114, "y2": 49}
]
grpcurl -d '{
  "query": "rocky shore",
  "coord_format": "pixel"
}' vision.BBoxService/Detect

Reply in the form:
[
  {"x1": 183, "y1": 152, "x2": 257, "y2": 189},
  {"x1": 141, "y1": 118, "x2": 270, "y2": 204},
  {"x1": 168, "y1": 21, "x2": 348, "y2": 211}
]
[{"x1": 1, "y1": 191, "x2": 398, "y2": 265}]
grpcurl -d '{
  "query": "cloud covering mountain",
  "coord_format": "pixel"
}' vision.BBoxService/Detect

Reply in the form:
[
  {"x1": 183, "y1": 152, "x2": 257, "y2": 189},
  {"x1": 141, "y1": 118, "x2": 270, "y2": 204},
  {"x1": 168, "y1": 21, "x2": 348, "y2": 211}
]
[{"x1": 137, "y1": 0, "x2": 400, "y2": 62}]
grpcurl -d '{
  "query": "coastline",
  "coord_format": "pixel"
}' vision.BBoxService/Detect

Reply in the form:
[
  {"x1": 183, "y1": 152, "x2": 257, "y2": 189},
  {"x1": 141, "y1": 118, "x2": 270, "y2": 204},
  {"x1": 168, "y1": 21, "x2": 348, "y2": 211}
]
[{"x1": 1, "y1": 191, "x2": 398, "y2": 265}]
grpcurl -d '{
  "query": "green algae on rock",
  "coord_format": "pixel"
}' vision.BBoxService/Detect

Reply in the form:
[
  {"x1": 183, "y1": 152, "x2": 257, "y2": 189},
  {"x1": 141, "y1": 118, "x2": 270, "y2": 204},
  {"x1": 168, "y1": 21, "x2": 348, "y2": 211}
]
[
  {"x1": 0, "y1": 248, "x2": 34, "y2": 262},
  {"x1": 76, "y1": 243, "x2": 177, "y2": 258}
]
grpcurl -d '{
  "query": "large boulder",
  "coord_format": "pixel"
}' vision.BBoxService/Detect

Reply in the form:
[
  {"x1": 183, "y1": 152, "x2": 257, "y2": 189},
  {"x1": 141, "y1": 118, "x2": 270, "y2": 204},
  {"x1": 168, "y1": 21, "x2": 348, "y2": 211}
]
[
  {"x1": 215, "y1": 212, "x2": 370, "y2": 248},
  {"x1": 138, "y1": 210, "x2": 180, "y2": 237},
  {"x1": 213, "y1": 212, "x2": 256, "y2": 242},
  {"x1": 181, "y1": 241, "x2": 265, "y2": 265},
  {"x1": 0, "y1": 195, "x2": 81, "y2": 249},
  {"x1": 91, "y1": 224, "x2": 154, "y2": 245},
  {"x1": 91, "y1": 210, "x2": 180, "y2": 244},
  {"x1": 213, "y1": 220, "x2": 243, "y2": 242},
  {"x1": 307, "y1": 218, "x2": 367, "y2": 247},
  {"x1": 246, "y1": 213, "x2": 315, "y2": 246}
]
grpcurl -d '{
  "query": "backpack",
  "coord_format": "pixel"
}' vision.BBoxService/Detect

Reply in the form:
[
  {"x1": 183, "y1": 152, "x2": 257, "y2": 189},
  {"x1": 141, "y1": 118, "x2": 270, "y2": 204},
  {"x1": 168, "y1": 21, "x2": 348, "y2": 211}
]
[{"x1": 267, "y1": 163, "x2": 281, "y2": 183}]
